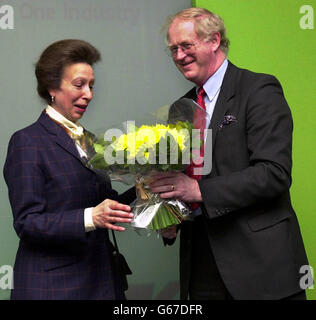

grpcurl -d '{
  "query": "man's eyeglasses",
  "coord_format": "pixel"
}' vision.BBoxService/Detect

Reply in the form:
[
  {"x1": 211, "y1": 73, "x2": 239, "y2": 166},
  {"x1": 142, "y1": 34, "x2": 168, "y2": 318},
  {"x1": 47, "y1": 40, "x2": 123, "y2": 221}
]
[{"x1": 166, "y1": 42, "x2": 199, "y2": 57}]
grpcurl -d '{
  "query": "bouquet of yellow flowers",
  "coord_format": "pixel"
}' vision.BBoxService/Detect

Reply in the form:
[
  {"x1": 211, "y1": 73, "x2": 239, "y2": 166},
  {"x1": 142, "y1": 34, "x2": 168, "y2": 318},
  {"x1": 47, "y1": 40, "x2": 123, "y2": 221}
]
[{"x1": 87, "y1": 99, "x2": 209, "y2": 233}]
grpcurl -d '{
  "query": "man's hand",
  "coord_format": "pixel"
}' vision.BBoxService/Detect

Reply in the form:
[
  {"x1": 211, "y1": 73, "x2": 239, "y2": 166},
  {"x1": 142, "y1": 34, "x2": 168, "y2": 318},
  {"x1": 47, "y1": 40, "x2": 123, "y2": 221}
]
[
  {"x1": 149, "y1": 172, "x2": 202, "y2": 203},
  {"x1": 92, "y1": 199, "x2": 133, "y2": 231}
]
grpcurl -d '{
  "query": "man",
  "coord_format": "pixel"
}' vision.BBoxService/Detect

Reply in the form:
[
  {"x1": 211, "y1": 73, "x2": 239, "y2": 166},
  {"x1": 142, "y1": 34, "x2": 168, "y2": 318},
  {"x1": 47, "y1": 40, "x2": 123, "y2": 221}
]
[{"x1": 150, "y1": 8, "x2": 309, "y2": 300}]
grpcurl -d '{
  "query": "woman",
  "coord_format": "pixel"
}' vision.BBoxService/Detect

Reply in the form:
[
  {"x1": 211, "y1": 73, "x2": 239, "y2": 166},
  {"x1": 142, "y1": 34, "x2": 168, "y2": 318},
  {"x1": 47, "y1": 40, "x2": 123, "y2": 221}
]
[{"x1": 3, "y1": 39, "x2": 134, "y2": 300}]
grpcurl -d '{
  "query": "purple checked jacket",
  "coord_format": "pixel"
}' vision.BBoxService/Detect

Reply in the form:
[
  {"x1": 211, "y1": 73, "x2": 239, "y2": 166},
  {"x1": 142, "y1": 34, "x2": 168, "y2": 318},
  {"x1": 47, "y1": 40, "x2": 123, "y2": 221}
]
[{"x1": 3, "y1": 111, "x2": 131, "y2": 300}]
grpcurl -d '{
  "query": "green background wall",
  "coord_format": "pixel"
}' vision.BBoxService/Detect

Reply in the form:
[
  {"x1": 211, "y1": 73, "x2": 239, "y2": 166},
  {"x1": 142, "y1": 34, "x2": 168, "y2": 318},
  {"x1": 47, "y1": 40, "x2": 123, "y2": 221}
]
[{"x1": 194, "y1": 0, "x2": 316, "y2": 299}]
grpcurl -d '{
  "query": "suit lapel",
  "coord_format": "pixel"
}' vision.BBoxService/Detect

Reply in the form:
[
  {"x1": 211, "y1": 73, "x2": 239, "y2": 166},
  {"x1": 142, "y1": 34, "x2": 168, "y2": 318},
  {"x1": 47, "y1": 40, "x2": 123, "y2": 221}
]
[
  {"x1": 210, "y1": 61, "x2": 238, "y2": 151},
  {"x1": 37, "y1": 111, "x2": 82, "y2": 161}
]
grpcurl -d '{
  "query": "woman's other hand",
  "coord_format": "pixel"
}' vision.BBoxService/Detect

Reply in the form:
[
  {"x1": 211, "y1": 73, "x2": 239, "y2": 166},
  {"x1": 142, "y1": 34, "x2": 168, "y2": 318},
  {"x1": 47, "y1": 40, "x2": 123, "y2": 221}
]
[{"x1": 92, "y1": 199, "x2": 133, "y2": 231}]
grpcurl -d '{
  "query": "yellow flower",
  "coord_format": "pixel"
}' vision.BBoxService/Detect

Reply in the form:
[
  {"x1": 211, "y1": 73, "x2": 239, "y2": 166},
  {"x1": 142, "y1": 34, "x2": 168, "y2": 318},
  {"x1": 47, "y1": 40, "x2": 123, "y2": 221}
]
[
  {"x1": 112, "y1": 134, "x2": 127, "y2": 151},
  {"x1": 106, "y1": 122, "x2": 190, "y2": 163},
  {"x1": 167, "y1": 127, "x2": 190, "y2": 151},
  {"x1": 126, "y1": 132, "x2": 137, "y2": 159},
  {"x1": 137, "y1": 126, "x2": 158, "y2": 146},
  {"x1": 156, "y1": 124, "x2": 169, "y2": 140}
]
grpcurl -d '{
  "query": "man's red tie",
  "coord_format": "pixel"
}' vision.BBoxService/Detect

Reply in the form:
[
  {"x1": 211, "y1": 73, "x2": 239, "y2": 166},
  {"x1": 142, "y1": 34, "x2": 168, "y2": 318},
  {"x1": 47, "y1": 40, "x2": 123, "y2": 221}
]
[{"x1": 185, "y1": 87, "x2": 206, "y2": 210}]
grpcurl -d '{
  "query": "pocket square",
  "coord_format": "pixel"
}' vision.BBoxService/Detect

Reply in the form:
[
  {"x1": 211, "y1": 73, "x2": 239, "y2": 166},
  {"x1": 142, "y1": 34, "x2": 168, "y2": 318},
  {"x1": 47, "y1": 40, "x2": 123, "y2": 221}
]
[{"x1": 219, "y1": 115, "x2": 238, "y2": 129}]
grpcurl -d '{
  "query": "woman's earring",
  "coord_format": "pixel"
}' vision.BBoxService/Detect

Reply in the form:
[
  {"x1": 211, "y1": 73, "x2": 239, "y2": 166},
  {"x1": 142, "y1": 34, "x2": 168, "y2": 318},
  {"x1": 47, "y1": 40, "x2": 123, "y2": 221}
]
[{"x1": 51, "y1": 96, "x2": 55, "y2": 104}]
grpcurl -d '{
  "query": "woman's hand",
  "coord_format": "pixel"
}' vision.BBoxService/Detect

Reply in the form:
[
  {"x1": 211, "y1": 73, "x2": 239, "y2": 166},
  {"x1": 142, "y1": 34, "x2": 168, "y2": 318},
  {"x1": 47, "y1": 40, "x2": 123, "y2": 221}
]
[
  {"x1": 149, "y1": 172, "x2": 202, "y2": 203},
  {"x1": 92, "y1": 199, "x2": 133, "y2": 231}
]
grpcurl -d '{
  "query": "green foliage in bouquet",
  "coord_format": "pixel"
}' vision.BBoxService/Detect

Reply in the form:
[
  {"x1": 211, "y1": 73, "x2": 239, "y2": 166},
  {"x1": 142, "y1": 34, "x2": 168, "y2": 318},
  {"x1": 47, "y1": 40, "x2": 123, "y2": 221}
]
[{"x1": 148, "y1": 204, "x2": 182, "y2": 231}]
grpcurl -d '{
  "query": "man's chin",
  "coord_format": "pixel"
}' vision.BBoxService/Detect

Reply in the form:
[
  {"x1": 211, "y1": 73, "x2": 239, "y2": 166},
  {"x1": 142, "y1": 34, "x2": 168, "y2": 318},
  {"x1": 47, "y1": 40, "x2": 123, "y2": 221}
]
[{"x1": 182, "y1": 72, "x2": 197, "y2": 83}]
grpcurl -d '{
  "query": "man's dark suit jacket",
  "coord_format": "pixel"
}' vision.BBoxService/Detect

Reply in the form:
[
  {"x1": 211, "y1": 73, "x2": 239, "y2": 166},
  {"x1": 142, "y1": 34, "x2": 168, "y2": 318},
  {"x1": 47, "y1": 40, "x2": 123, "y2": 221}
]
[
  {"x1": 170, "y1": 61, "x2": 309, "y2": 299},
  {"x1": 3, "y1": 111, "x2": 134, "y2": 300}
]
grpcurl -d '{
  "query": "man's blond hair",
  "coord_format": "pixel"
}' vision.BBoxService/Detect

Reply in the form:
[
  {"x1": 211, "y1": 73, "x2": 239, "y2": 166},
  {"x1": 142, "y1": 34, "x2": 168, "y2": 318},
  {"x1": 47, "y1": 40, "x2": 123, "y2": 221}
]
[{"x1": 163, "y1": 7, "x2": 230, "y2": 55}]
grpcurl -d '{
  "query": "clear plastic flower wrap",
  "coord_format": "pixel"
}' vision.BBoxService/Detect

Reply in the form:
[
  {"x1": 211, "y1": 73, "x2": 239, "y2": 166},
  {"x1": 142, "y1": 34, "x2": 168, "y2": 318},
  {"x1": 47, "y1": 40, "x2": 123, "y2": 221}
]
[{"x1": 85, "y1": 98, "x2": 210, "y2": 234}]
